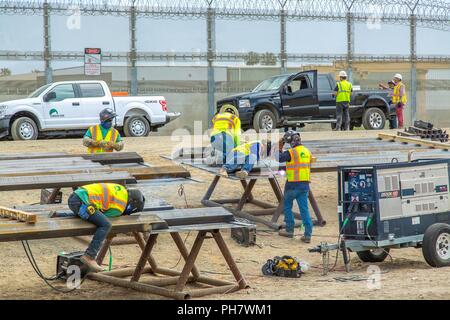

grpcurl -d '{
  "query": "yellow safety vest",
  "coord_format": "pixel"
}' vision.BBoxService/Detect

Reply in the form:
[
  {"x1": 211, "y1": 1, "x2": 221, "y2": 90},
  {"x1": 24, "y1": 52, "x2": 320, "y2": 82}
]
[
  {"x1": 336, "y1": 80, "x2": 353, "y2": 103},
  {"x1": 212, "y1": 112, "x2": 239, "y2": 132},
  {"x1": 286, "y1": 145, "x2": 312, "y2": 182},
  {"x1": 87, "y1": 124, "x2": 119, "y2": 154},
  {"x1": 82, "y1": 183, "x2": 128, "y2": 213},
  {"x1": 232, "y1": 141, "x2": 260, "y2": 156},
  {"x1": 392, "y1": 82, "x2": 407, "y2": 105}
]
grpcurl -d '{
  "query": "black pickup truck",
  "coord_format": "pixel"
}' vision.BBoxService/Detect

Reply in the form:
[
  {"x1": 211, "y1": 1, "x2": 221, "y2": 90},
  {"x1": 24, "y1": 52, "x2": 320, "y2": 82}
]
[{"x1": 217, "y1": 70, "x2": 395, "y2": 131}]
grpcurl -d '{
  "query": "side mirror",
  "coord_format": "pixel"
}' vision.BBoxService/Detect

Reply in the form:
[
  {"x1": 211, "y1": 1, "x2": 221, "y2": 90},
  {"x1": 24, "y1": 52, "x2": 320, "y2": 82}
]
[{"x1": 44, "y1": 91, "x2": 56, "y2": 102}]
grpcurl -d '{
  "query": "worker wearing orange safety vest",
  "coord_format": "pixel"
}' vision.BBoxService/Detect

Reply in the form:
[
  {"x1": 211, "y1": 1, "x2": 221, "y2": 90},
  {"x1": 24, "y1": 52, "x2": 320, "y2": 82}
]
[
  {"x1": 83, "y1": 108, "x2": 124, "y2": 153},
  {"x1": 275, "y1": 131, "x2": 313, "y2": 243},
  {"x1": 209, "y1": 108, "x2": 241, "y2": 165},
  {"x1": 51, "y1": 183, "x2": 145, "y2": 272},
  {"x1": 392, "y1": 73, "x2": 407, "y2": 129}
]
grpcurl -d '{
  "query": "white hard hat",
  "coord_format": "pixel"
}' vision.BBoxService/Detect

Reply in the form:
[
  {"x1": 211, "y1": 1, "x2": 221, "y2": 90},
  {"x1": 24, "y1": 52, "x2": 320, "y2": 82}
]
[
  {"x1": 394, "y1": 73, "x2": 402, "y2": 80},
  {"x1": 339, "y1": 71, "x2": 348, "y2": 78}
]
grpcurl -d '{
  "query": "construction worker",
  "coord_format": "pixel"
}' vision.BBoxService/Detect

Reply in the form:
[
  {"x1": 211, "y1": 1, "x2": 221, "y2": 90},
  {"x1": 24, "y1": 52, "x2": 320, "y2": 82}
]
[
  {"x1": 333, "y1": 71, "x2": 353, "y2": 131},
  {"x1": 275, "y1": 131, "x2": 313, "y2": 243},
  {"x1": 379, "y1": 80, "x2": 397, "y2": 129},
  {"x1": 83, "y1": 108, "x2": 124, "y2": 153},
  {"x1": 219, "y1": 140, "x2": 271, "y2": 179},
  {"x1": 51, "y1": 183, "x2": 145, "y2": 272},
  {"x1": 392, "y1": 73, "x2": 407, "y2": 129},
  {"x1": 207, "y1": 106, "x2": 241, "y2": 165}
]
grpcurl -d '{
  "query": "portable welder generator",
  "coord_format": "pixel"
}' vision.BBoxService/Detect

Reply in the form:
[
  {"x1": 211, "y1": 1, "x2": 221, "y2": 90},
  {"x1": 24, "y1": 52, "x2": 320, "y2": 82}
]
[
  {"x1": 311, "y1": 159, "x2": 450, "y2": 269},
  {"x1": 56, "y1": 251, "x2": 89, "y2": 279}
]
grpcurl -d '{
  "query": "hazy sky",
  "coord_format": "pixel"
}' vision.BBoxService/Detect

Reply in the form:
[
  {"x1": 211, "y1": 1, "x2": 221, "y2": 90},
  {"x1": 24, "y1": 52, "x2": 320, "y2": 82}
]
[{"x1": 1, "y1": 13, "x2": 450, "y2": 74}]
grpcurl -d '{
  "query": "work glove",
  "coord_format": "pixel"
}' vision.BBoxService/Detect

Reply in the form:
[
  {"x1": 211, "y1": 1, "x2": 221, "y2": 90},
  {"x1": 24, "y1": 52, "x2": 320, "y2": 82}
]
[{"x1": 99, "y1": 140, "x2": 109, "y2": 149}]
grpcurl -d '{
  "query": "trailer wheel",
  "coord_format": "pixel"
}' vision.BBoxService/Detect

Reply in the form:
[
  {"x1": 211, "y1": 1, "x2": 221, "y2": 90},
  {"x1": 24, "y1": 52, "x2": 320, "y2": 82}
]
[
  {"x1": 422, "y1": 223, "x2": 450, "y2": 268},
  {"x1": 356, "y1": 248, "x2": 390, "y2": 263}
]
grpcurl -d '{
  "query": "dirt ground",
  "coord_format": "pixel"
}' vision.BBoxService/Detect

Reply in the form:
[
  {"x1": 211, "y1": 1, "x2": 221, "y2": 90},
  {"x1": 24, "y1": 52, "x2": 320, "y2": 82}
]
[{"x1": 0, "y1": 129, "x2": 449, "y2": 300}]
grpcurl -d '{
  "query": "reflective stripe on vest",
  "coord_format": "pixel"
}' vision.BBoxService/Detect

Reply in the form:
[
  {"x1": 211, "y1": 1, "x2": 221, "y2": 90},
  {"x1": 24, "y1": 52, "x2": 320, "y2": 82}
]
[
  {"x1": 392, "y1": 83, "x2": 407, "y2": 104},
  {"x1": 336, "y1": 80, "x2": 352, "y2": 103},
  {"x1": 213, "y1": 113, "x2": 237, "y2": 131},
  {"x1": 87, "y1": 125, "x2": 119, "y2": 154},
  {"x1": 82, "y1": 183, "x2": 128, "y2": 213},
  {"x1": 286, "y1": 145, "x2": 311, "y2": 182}
]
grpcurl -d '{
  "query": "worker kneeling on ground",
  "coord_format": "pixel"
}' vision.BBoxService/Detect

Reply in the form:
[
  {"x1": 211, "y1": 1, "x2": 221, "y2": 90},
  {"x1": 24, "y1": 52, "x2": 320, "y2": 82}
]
[
  {"x1": 207, "y1": 105, "x2": 241, "y2": 166},
  {"x1": 52, "y1": 183, "x2": 145, "y2": 272},
  {"x1": 275, "y1": 131, "x2": 313, "y2": 243},
  {"x1": 219, "y1": 140, "x2": 272, "y2": 179},
  {"x1": 83, "y1": 108, "x2": 124, "y2": 153}
]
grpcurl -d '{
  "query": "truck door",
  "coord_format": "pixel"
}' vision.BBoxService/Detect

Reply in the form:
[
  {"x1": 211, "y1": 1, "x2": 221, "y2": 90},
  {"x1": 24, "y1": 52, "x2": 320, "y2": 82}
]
[
  {"x1": 281, "y1": 70, "x2": 319, "y2": 119},
  {"x1": 77, "y1": 82, "x2": 111, "y2": 127},
  {"x1": 318, "y1": 74, "x2": 337, "y2": 118},
  {"x1": 42, "y1": 83, "x2": 83, "y2": 128}
]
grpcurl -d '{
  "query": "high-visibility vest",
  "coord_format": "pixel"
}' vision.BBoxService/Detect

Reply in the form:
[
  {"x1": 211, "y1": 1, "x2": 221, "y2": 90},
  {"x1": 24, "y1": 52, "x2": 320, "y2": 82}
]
[
  {"x1": 286, "y1": 145, "x2": 312, "y2": 182},
  {"x1": 232, "y1": 141, "x2": 260, "y2": 156},
  {"x1": 82, "y1": 183, "x2": 128, "y2": 213},
  {"x1": 392, "y1": 82, "x2": 407, "y2": 105},
  {"x1": 212, "y1": 112, "x2": 238, "y2": 133},
  {"x1": 87, "y1": 124, "x2": 119, "y2": 154},
  {"x1": 336, "y1": 80, "x2": 353, "y2": 103}
]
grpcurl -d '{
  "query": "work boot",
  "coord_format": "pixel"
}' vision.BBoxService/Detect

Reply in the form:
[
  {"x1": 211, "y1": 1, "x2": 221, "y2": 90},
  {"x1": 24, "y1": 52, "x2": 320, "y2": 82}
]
[
  {"x1": 80, "y1": 255, "x2": 104, "y2": 273},
  {"x1": 205, "y1": 155, "x2": 215, "y2": 166},
  {"x1": 219, "y1": 168, "x2": 228, "y2": 177},
  {"x1": 279, "y1": 230, "x2": 294, "y2": 238},
  {"x1": 300, "y1": 236, "x2": 311, "y2": 244},
  {"x1": 235, "y1": 170, "x2": 249, "y2": 180}
]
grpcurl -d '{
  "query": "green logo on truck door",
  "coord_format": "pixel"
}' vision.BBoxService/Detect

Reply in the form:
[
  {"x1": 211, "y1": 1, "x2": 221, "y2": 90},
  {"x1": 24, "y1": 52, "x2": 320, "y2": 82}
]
[{"x1": 49, "y1": 108, "x2": 64, "y2": 118}]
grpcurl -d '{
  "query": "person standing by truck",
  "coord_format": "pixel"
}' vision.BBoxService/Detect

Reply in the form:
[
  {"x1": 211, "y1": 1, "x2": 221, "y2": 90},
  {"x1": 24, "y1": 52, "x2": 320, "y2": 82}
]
[
  {"x1": 83, "y1": 108, "x2": 124, "y2": 153},
  {"x1": 379, "y1": 80, "x2": 397, "y2": 129},
  {"x1": 392, "y1": 73, "x2": 407, "y2": 129},
  {"x1": 333, "y1": 71, "x2": 353, "y2": 131},
  {"x1": 275, "y1": 131, "x2": 313, "y2": 243}
]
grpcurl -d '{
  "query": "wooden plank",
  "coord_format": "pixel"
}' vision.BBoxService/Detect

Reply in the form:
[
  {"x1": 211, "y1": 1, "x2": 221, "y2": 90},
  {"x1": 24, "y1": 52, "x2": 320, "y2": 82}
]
[
  {"x1": 0, "y1": 172, "x2": 134, "y2": 191},
  {"x1": 0, "y1": 214, "x2": 164, "y2": 242},
  {"x1": 0, "y1": 206, "x2": 37, "y2": 224},
  {"x1": 378, "y1": 133, "x2": 450, "y2": 150}
]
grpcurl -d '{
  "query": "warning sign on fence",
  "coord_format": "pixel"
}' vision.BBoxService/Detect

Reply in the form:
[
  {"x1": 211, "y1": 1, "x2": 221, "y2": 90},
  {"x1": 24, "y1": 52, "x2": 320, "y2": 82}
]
[{"x1": 84, "y1": 48, "x2": 102, "y2": 76}]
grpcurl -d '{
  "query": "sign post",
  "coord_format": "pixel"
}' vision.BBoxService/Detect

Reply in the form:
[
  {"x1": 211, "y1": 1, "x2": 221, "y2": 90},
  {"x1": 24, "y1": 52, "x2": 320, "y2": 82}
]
[{"x1": 84, "y1": 48, "x2": 102, "y2": 76}]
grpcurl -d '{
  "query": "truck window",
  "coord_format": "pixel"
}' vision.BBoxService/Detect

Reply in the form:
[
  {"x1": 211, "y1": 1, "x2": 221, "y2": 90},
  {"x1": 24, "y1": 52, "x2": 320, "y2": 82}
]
[
  {"x1": 47, "y1": 84, "x2": 76, "y2": 102},
  {"x1": 318, "y1": 76, "x2": 332, "y2": 91},
  {"x1": 79, "y1": 83, "x2": 105, "y2": 98},
  {"x1": 286, "y1": 76, "x2": 310, "y2": 93}
]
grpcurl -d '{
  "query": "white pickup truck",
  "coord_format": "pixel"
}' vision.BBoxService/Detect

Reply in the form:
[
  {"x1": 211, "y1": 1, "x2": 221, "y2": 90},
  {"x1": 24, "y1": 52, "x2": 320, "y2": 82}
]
[{"x1": 0, "y1": 80, "x2": 181, "y2": 140}]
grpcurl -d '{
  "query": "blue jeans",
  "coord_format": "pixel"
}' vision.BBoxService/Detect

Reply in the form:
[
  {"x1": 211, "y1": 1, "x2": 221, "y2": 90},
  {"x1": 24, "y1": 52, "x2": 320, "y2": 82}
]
[
  {"x1": 211, "y1": 132, "x2": 234, "y2": 165},
  {"x1": 65, "y1": 193, "x2": 112, "y2": 259},
  {"x1": 283, "y1": 186, "x2": 313, "y2": 237},
  {"x1": 223, "y1": 152, "x2": 257, "y2": 173}
]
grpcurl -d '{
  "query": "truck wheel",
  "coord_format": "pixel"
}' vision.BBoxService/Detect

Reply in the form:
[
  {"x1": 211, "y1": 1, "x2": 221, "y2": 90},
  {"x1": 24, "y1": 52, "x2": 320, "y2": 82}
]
[
  {"x1": 422, "y1": 223, "x2": 450, "y2": 268},
  {"x1": 11, "y1": 117, "x2": 39, "y2": 141},
  {"x1": 254, "y1": 109, "x2": 277, "y2": 132},
  {"x1": 356, "y1": 248, "x2": 390, "y2": 262},
  {"x1": 123, "y1": 115, "x2": 150, "y2": 137},
  {"x1": 362, "y1": 107, "x2": 386, "y2": 130}
]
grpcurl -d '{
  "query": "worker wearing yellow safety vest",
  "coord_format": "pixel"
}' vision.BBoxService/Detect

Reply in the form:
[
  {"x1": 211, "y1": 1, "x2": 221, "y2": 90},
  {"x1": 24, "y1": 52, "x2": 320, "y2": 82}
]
[
  {"x1": 333, "y1": 71, "x2": 353, "y2": 131},
  {"x1": 219, "y1": 140, "x2": 271, "y2": 179},
  {"x1": 50, "y1": 183, "x2": 145, "y2": 272},
  {"x1": 392, "y1": 73, "x2": 407, "y2": 129},
  {"x1": 275, "y1": 131, "x2": 313, "y2": 243},
  {"x1": 83, "y1": 108, "x2": 124, "y2": 153},
  {"x1": 208, "y1": 107, "x2": 241, "y2": 165}
]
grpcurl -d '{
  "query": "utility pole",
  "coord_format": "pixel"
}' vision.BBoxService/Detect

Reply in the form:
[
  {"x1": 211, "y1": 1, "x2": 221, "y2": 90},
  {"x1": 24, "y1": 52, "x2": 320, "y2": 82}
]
[
  {"x1": 410, "y1": 13, "x2": 417, "y2": 123},
  {"x1": 207, "y1": 4, "x2": 216, "y2": 123},
  {"x1": 129, "y1": 3, "x2": 138, "y2": 95},
  {"x1": 345, "y1": 0, "x2": 356, "y2": 82},
  {"x1": 43, "y1": 0, "x2": 52, "y2": 84},
  {"x1": 279, "y1": 0, "x2": 288, "y2": 73}
]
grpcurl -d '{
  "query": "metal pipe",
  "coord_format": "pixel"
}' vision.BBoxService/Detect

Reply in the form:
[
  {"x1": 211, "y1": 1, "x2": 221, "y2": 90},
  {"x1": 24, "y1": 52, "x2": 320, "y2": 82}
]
[
  {"x1": 188, "y1": 284, "x2": 238, "y2": 298},
  {"x1": 207, "y1": 6, "x2": 216, "y2": 123},
  {"x1": 43, "y1": 0, "x2": 52, "y2": 84},
  {"x1": 129, "y1": 3, "x2": 138, "y2": 95}
]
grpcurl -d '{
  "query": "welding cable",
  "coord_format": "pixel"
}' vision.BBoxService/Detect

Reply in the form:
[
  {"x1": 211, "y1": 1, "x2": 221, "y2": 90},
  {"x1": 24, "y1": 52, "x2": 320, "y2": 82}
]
[
  {"x1": 365, "y1": 219, "x2": 394, "y2": 263},
  {"x1": 21, "y1": 240, "x2": 88, "y2": 293}
]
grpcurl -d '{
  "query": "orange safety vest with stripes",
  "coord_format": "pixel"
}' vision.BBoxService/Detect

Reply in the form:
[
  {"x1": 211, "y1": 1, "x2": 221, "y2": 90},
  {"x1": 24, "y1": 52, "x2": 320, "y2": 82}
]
[
  {"x1": 81, "y1": 183, "x2": 129, "y2": 213},
  {"x1": 392, "y1": 82, "x2": 407, "y2": 105},
  {"x1": 87, "y1": 124, "x2": 119, "y2": 154},
  {"x1": 286, "y1": 145, "x2": 312, "y2": 182}
]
